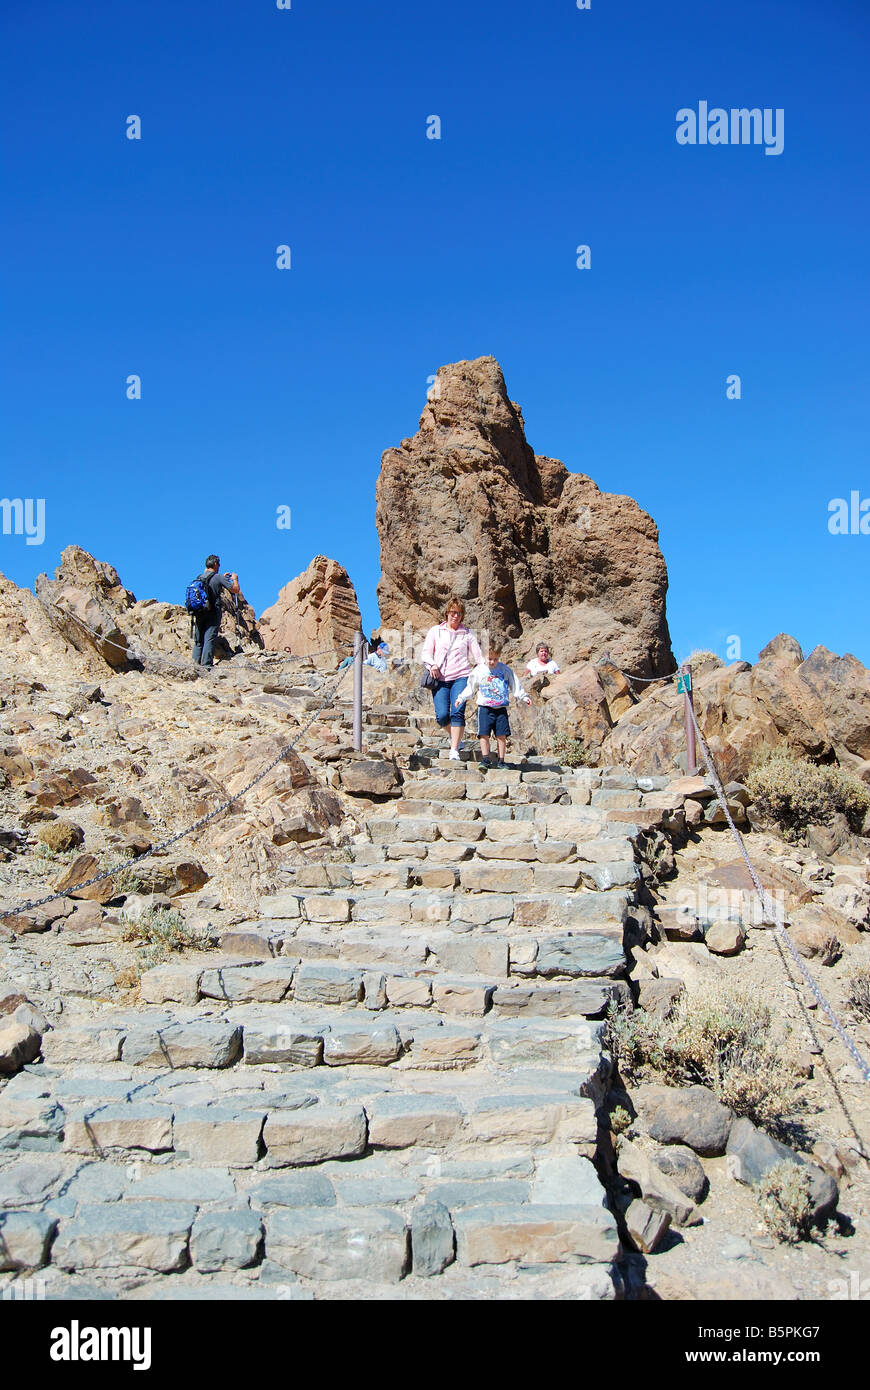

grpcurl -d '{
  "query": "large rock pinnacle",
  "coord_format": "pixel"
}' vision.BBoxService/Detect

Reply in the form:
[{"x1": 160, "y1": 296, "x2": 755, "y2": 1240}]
[{"x1": 375, "y1": 356, "x2": 674, "y2": 676}]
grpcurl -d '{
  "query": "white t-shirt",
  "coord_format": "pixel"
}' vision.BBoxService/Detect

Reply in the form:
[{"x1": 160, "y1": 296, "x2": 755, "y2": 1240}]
[
  {"x1": 455, "y1": 662, "x2": 529, "y2": 709},
  {"x1": 526, "y1": 657, "x2": 561, "y2": 676}
]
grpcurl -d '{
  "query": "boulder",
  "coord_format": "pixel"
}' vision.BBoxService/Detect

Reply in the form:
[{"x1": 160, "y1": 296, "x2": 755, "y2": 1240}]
[
  {"x1": 645, "y1": 1085, "x2": 734, "y2": 1157},
  {"x1": 340, "y1": 757, "x2": 402, "y2": 797},
  {"x1": 35, "y1": 546, "x2": 133, "y2": 668},
  {"x1": 52, "y1": 854, "x2": 115, "y2": 904},
  {"x1": 636, "y1": 977, "x2": 685, "y2": 1018},
  {"x1": 375, "y1": 356, "x2": 674, "y2": 677},
  {"x1": 534, "y1": 663, "x2": 617, "y2": 747},
  {"x1": 726, "y1": 1116, "x2": 838, "y2": 1225},
  {"x1": 704, "y1": 922, "x2": 746, "y2": 956},
  {"x1": 259, "y1": 556, "x2": 361, "y2": 658},
  {"x1": 787, "y1": 913, "x2": 841, "y2": 965},
  {"x1": 624, "y1": 1199, "x2": 671, "y2": 1254},
  {"x1": 652, "y1": 1145, "x2": 708, "y2": 1203},
  {"x1": 36, "y1": 820, "x2": 85, "y2": 853},
  {"x1": 618, "y1": 1137, "x2": 700, "y2": 1226},
  {"x1": 0, "y1": 1020, "x2": 42, "y2": 1076}
]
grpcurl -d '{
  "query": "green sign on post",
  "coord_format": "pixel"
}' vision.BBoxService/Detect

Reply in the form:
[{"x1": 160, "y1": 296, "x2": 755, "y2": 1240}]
[{"x1": 676, "y1": 671, "x2": 692, "y2": 694}]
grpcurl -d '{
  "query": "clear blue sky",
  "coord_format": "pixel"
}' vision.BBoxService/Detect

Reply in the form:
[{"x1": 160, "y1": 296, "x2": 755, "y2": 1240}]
[{"x1": 3, "y1": 0, "x2": 869, "y2": 665}]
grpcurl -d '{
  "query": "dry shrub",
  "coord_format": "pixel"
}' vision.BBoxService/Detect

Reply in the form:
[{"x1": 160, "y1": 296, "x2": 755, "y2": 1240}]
[
  {"x1": 745, "y1": 747, "x2": 869, "y2": 842},
  {"x1": 754, "y1": 1161, "x2": 814, "y2": 1243},
  {"x1": 119, "y1": 905, "x2": 211, "y2": 966},
  {"x1": 607, "y1": 978, "x2": 805, "y2": 1137},
  {"x1": 846, "y1": 965, "x2": 870, "y2": 1023},
  {"x1": 550, "y1": 731, "x2": 597, "y2": 768},
  {"x1": 682, "y1": 650, "x2": 723, "y2": 670}
]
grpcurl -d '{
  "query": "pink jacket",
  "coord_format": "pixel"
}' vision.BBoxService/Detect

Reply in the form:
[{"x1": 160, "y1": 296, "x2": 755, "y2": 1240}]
[{"x1": 421, "y1": 622, "x2": 484, "y2": 682}]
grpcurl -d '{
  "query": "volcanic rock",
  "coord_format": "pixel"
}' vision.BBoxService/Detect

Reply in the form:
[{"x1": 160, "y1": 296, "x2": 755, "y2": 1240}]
[
  {"x1": 375, "y1": 357, "x2": 674, "y2": 677},
  {"x1": 260, "y1": 556, "x2": 361, "y2": 658},
  {"x1": 602, "y1": 635, "x2": 870, "y2": 780},
  {"x1": 35, "y1": 545, "x2": 262, "y2": 667},
  {"x1": 35, "y1": 547, "x2": 133, "y2": 668}
]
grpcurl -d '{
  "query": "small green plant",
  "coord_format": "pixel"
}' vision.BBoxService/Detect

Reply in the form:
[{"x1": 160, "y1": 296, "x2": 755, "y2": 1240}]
[
  {"x1": 551, "y1": 732, "x2": 597, "y2": 769},
  {"x1": 754, "y1": 1161, "x2": 814, "y2": 1243},
  {"x1": 111, "y1": 865, "x2": 143, "y2": 895},
  {"x1": 34, "y1": 843, "x2": 77, "y2": 863},
  {"x1": 745, "y1": 747, "x2": 869, "y2": 842},
  {"x1": 606, "y1": 979, "x2": 805, "y2": 1137},
  {"x1": 608, "y1": 1104, "x2": 632, "y2": 1135},
  {"x1": 846, "y1": 965, "x2": 870, "y2": 1024}
]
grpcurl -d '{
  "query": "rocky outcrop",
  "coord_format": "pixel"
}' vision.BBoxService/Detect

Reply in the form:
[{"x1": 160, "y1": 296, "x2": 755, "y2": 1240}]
[
  {"x1": 602, "y1": 635, "x2": 870, "y2": 782},
  {"x1": 376, "y1": 357, "x2": 674, "y2": 677},
  {"x1": 259, "y1": 556, "x2": 361, "y2": 657},
  {"x1": 35, "y1": 548, "x2": 133, "y2": 668},
  {"x1": 35, "y1": 546, "x2": 262, "y2": 666}
]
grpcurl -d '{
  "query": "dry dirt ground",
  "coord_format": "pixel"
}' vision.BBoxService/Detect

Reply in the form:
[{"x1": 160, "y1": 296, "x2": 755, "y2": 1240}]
[{"x1": 625, "y1": 826, "x2": 870, "y2": 1301}]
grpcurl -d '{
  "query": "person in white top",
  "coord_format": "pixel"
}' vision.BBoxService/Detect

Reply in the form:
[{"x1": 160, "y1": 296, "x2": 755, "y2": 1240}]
[
  {"x1": 454, "y1": 640, "x2": 531, "y2": 769},
  {"x1": 421, "y1": 597, "x2": 485, "y2": 760},
  {"x1": 525, "y1": 642, "x2": 561, "y2": 677}
]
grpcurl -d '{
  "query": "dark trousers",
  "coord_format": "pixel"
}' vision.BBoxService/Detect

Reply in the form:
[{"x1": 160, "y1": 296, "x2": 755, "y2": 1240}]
[{"x1": 192, "y1": 610, "x2": 221, "y2": 666}]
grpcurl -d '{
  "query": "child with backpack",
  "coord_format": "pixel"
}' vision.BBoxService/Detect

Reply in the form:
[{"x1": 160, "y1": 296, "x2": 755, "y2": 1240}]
[{"x1": 454, "y1": 640, "x2": 531, "y2": 768}]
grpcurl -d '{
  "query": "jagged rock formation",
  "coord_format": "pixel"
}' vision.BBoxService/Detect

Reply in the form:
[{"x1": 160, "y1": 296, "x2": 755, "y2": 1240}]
[
  {"x1": 35, "y1": 548, "x2": 133, "y2": 668},
  {"x1": 35, "y1": 545, "x2": 262, "y2": 665},
  {"x1": 259, "y1": 555, "x2": 361, "y2": 657},
  {"x1": 602, "y1": 635, "x2": 870, "y2": 782},
  {"x1": 376, "y1": 357, "x2": 674, "y2": 676},
  {"x1": 0, "y1": 561, "x2": 343, "y2": 906}
]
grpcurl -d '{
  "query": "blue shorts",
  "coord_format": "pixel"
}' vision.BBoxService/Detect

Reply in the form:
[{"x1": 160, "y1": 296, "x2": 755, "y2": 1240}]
[{"x1": 477, "y1": 705, "x2": 510, "y2": 738}]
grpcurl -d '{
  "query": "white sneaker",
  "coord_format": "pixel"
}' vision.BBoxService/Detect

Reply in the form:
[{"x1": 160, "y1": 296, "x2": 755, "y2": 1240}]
[{"x1": 448, "y1": 749, "x2": 461, "y2": 761}]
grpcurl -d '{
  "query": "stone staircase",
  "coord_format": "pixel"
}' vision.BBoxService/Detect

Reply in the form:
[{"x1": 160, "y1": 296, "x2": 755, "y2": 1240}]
[{"x1": 0, "y1": 701, "x2": 688, "y2": 1300}]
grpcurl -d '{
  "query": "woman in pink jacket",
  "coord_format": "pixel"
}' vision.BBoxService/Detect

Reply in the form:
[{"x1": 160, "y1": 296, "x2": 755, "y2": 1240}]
[{"x1": 421, "y1": 597, "x2": 484, "y2": 760}]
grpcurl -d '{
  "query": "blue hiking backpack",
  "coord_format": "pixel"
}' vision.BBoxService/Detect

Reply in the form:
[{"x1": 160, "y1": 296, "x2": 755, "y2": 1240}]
[{"x1": 185, "y1": 574, "x2": 213, "y2": 614}]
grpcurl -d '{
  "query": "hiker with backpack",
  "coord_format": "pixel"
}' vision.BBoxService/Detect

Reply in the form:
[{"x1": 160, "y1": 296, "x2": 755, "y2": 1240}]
[{"x1": 187, "y1": 555, "x2": 240, "y2": 666}]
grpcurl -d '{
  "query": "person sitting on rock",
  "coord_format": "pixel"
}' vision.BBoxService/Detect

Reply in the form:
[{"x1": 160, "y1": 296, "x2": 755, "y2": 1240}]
[
  {"x1": 421, "y1": 598, "x2": 484, "y2": 760},
  {"x1": 192, "y1": 555, "x2": 239, "y2": 667},
  {"x1": 364, "y1": 641, "x2": 389, "y2": 674},
  {"x1": 454, "y1": 639, "x2": 531, "y2": 769},
  {"x1": 525, "y1": 642, "x2": 561, "y2": 677}
]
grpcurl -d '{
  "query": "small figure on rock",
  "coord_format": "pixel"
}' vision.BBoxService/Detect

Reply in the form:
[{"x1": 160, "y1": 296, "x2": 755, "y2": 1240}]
[
  {"x1": 187, "y1": 554, "x2": 240, "y2": 667},
  {"x1": 420, "y1": 598, "x2": 484, "y2": 760},
  {"x1": 454, "y1": 638, "x2": 531, "y2": 769}
]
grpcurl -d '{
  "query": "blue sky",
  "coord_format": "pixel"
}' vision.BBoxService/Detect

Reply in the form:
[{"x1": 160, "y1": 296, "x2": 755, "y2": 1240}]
[{"x1": 2, "y1": 0, "x2": 869, "y2": 665}]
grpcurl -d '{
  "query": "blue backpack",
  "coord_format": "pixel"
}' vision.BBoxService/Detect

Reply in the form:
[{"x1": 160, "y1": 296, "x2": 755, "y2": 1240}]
[{"x1": 185, "y1": 574, "x2": 213, "y2": 614}]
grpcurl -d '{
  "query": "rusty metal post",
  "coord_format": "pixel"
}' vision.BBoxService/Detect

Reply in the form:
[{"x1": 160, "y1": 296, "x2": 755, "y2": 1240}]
[
  {"x1": 681, "y1": 663, "x2": 696, "y2": 775},
  {"x1": 353, "y1": 630, "x2": 364, "y2": 752}
]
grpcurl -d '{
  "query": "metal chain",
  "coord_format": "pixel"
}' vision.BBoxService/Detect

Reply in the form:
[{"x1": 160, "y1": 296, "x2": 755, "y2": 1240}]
[
  {"x1": 684, "y1": 700, "x2": 870, "y2": 1083},
  {"x1": 39, "y1": 596, "x2": 352, "y2": 666},
  {"x1": 6, "y1": 664, "x2": 354, "y2": 917},
  {"x1": 598, "y1": 652, "x2": 679, "y2": 686}
]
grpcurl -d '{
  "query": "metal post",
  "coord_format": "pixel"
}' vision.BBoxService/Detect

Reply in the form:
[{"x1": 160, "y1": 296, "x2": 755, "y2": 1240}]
[
  {"x1": 353, "y1": 630, "x2": 364, "y2": 752},
  {"x1": 681, "y1": 663, "x2": 696, "y2": 775}
]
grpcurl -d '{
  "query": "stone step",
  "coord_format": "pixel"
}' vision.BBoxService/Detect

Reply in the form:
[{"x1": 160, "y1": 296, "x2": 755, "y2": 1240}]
[
  {"x1": 0, "y1": 1077, "x2": 618, "y2": 1289},
  {"x1": 339, "y1": 858, "x2": 629, "y2": 892},
  {"x1": 137, "y1": 945, "x2": 624, "y2": 1015},
  {"x1": 252, "y1": 884, "x2": 634, "y2": 935},
  {"x1": 33, "y1": 1002, "x2": 612, "y2": 1078}
]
